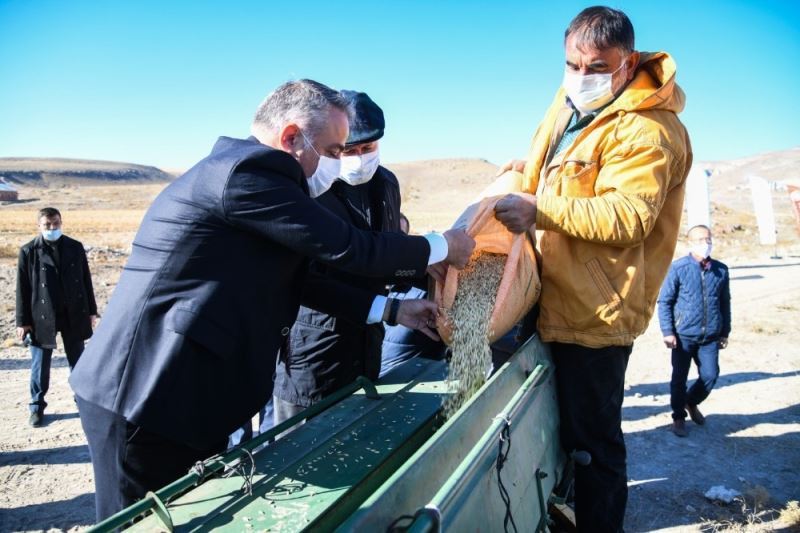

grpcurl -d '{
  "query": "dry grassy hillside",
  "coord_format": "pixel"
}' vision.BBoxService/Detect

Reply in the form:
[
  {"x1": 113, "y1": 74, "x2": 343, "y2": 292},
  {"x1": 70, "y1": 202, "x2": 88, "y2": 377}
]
[
  {"x1": 0, "y1": 157, "x2": 174, "y2": 186},
  {"x1": 700, "y1": 146, "x2": 800, "y2": 183},
  {"x1": 698, "y1": 147, "x2": 800, "y2": 260},
  {"x1": 387, "y1": 158, "x2": 500, "y2": 231},
  {"x1": 0, "y1": 157, "x2": 174, "y2": 260},
  {"x1": 0, "y1": 184, "x2": 167, "y2": 260}
]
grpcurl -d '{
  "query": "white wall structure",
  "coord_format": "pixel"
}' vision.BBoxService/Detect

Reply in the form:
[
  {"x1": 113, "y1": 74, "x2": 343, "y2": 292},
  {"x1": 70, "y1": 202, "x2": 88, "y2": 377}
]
[
  {"x1": 789, "y1": 188, "x2": 800, "y2": 236},
  {"x1": 685, "y1": 167, "x2": 711, "y2": 229},
  {"x1": 749, "y1": 175, "x2": 777, "y2": 245}
]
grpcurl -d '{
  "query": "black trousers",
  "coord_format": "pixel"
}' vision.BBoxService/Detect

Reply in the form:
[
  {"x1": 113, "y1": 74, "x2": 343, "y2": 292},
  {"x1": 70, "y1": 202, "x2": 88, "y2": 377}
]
[
  {"x1": 551, "y1": 342, "x2": 632, "y2": 533},
  {"x1": 76, "y1": 397, "x2": 226, "y2": 523}
]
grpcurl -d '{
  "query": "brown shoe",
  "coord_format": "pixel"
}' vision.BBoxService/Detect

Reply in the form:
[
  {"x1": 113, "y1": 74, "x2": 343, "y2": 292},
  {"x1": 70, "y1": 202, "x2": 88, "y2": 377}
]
[
  {"x1": 671, "y1": 419, "x2": 687, "y2": 437},
  {"x1": 686, "y1": 404, "x2": 706, "y2": 425}
]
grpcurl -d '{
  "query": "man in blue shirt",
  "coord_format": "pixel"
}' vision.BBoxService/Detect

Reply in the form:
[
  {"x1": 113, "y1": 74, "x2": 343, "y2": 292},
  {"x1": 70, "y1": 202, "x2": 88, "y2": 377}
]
[{"x1": 657, "y1": 225, "x2": 731, "y2": 437}]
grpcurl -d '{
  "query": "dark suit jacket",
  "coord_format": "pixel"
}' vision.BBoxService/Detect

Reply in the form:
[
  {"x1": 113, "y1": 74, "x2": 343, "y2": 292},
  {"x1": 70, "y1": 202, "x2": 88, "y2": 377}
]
[
  {"x1": 274, "y1": 167, "x2": 403, "y2": 406},
  {"x1": 16, "y1": 235, "x2": 97, "y2": 348},
  {"x1": 69, "y1": 137, "x2": 429, "y2": 449}
]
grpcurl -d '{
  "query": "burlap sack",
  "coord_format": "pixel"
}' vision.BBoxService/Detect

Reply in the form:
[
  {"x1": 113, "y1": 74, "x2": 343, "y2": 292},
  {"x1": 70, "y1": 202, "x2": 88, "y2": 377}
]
[{"x1": 434, "y1": 172, "x2": 540, "y2": 345}]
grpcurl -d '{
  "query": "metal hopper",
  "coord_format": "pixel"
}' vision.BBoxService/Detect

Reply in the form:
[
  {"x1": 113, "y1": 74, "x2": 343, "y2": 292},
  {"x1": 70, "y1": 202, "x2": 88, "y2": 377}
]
[{"x1": 90, "y1": 335, "x2": 565, "y2": 532}]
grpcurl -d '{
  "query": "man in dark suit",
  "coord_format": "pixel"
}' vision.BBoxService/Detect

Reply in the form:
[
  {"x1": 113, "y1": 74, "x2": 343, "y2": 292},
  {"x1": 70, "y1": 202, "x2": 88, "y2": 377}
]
[
  {"x1": 69, "y1": 79, "x2": 474, "y2": 522},
  {"x1": 16, "y1": 207, "x2": 97, "y2": 427}
]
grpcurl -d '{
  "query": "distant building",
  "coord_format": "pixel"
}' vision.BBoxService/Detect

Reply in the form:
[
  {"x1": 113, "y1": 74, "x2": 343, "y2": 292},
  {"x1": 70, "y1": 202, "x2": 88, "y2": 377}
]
[{"x1": 0, "y1": 177, "x2": 19, "y2": 201}]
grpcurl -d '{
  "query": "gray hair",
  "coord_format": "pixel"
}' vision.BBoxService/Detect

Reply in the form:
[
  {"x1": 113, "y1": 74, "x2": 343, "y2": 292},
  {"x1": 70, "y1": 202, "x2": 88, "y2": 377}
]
[
  {"x1": 565, "y1": 6, "x2": 635, "y2": 53},
  {"x1": 251, "y1": 79, "x2": 352, "y2": 142}
]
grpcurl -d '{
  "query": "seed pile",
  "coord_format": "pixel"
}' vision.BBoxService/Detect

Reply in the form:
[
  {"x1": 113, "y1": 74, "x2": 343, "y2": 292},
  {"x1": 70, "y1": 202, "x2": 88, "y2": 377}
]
[{"x1": 443, "y1": 252, "x2": 506, "y2": 418}]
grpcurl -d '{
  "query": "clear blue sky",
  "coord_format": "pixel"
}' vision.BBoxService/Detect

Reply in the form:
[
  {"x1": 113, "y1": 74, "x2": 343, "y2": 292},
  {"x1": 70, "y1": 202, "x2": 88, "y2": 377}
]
[{"x1": 1, "y1": 0, "x2": 799, "y2": 170}]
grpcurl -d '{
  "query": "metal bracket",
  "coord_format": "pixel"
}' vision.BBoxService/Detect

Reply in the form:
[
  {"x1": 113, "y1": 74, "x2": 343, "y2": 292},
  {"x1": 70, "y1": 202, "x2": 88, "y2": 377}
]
[
  {"x1": 355, "y1": 375, "x2": 381, "y2": 399},
  {"x1": 405, "y1": 503, "x2": 442, "y2": 533},
  {"x1": 534, "y1": 469, "x2": 549, "y2": 532},
  {"x1": 145, "y1": 491, "x2": 174, "y2": 532}
]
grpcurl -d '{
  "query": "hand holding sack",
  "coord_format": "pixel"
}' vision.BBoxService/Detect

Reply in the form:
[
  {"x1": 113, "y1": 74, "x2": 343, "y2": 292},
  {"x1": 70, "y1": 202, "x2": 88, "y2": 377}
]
[{"x1": 433, "y1": 171, "x2": 541, "y2": 345}]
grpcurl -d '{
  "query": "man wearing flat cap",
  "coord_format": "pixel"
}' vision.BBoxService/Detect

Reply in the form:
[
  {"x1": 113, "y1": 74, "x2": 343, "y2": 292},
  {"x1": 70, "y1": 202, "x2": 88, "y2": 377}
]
[{"x1": 272, "y1": 90, "x2": 418, "y2": 424}]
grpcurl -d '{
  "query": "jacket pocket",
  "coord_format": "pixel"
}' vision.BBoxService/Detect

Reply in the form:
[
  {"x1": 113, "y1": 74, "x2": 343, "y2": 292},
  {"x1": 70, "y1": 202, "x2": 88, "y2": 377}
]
[
  {"x1": 585, "y1": 257, "x2": 623, "y2": 322},
  {"x1": 295, "y1": 307, "x2": 337, "y2": 332},
  {"x1": 561, "y1": 160, "x2": 598, "y2": 198},
  {"x1": 167, "y1": 307, "x2": 236, "y2": 360}
]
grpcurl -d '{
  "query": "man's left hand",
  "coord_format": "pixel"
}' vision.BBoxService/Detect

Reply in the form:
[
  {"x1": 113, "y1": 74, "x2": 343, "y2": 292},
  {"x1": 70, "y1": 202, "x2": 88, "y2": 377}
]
[
  {"x1": 396, "y1": 299, "x2": 441, "y2": 341},
  {"x1": 719, "y1": 337, "x2": 728, "y2": 349},
  {"x1": 495, "y1": 193, "x2": 537, "y2": 234},
  {"x1": 90, "y1": 315, "x2": 98, "y2": 328}
]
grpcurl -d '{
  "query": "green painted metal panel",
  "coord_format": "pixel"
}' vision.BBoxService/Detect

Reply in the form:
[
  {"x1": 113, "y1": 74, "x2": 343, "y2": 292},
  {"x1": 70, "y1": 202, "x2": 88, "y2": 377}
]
[
  {"x1": 125, "y1": 358, "x2": 451, "y2": 532},
  {"x1": 338, "y1": 335, "x2": 564, "y2": 532},
  {"x1": 104, "y1": 335, "x2": 562, "y2": 532}
]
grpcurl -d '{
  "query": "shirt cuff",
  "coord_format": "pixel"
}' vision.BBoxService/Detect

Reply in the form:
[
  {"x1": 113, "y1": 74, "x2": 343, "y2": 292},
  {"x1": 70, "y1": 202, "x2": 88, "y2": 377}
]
[
  {"x1": 367, "y1": 295, "x2": 388, "y2": 324},
  {"x1": 424, "y1": 232, "x2": 448, "y2": 265}
]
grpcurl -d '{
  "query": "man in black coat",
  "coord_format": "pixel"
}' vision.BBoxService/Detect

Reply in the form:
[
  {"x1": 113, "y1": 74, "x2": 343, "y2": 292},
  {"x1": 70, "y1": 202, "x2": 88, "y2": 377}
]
[
  {"x1": 16, "y1": 207, "x2": 97, "y2": 427},
  {"x1": 273, "y1": 91, "x2": 439, "y2": 421},
  {"x1": 69, "y1": 79, "x2": 474, "y2": 522}
]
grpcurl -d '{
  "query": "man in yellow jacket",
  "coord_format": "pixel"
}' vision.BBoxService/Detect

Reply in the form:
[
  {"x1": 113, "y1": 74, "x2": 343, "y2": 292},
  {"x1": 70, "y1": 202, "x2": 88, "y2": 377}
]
[{"x1": 495, "y1": 6, "x2": 691, "y2": 531}]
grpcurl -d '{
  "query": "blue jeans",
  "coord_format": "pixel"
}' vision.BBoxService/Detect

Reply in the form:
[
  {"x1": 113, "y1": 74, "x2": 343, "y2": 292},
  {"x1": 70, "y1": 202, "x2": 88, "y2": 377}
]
[
  {"x1": 227, "y1": 398, "x2": 275, "y2": 448},
  {"x1": 379, "y1": 287, "x2": 447, "y2": 378},
  {"x1": 379, "y1": 324, "x2": 447, "y2": 378},
  {"x1": 379, "y1": 322, "x2": 524, "y2": 379},
  {"x1": 29, "y1": 330, "x2": 85, "y2": 414},
  {"x1": 268, "y1": 395, "x2": 309, "y2": 440},
  {"x1": 670, "y1": 336, "x2": 720, "y2": 420}
]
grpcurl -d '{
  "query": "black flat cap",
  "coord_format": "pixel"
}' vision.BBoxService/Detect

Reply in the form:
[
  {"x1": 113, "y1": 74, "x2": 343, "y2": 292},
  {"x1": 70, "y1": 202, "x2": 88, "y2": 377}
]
[{"x1": 341, "y1": 90, "x2": 385, "y2": 146}]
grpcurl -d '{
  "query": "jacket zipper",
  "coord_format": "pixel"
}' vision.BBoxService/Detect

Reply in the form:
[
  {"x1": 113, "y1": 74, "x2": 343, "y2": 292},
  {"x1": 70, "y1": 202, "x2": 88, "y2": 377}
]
[{"x1": 701, "y1": 268, "x2": 707, "y2": 339}]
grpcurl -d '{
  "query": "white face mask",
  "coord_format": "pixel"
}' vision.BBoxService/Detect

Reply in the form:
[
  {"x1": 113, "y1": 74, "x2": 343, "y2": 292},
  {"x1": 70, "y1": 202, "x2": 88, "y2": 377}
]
[
  {"x1": 562, "y1": 61, "x2": 626, "y2": 114},
  {"x1": 690, "y1": 242, "x2": 712, "y2": 259},
  {"x1": 300, "y1": 131, "x2": 341, "y2": 198},
  {"x1": 339, "y1": 149, "x2": 380, "y2": 186}
]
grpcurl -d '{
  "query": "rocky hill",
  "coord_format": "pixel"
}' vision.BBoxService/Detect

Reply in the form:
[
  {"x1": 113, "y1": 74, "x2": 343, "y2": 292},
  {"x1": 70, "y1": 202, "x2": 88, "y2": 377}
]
[{"x1": 699, "y1": 146, "x2": 800, "y2": 185}]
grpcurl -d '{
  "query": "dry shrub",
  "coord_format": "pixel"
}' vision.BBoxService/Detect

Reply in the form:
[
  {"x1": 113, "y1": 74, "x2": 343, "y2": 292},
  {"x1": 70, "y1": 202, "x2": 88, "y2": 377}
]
[
  {"x1": 778, "y1": 501, "x2": 800, "y2": 529},
  {"x1": 699, "y1": 486, "x2": 790, "y2": 532},
  {"x1": 745, "y1": 485, "x2": 771, "y2": 512},
  {"x1": 699, "y1": 511, "x2": 766, "y2": 532},
  {"x1": 0, "y1": 243, "x2": 19, "y2": 259},
  {"x1": 442, "y1": 252, "x2": 505, "y2": 417},
  {"x1": 750, "y1": 323, "x2": 782, "y2": 335}
]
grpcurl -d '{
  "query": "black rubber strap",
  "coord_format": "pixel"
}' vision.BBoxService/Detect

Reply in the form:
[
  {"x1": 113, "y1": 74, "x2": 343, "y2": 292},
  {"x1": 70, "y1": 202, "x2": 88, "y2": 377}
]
[{"x1": 387, "y1": 297, "x2": 401, "y2": 326}]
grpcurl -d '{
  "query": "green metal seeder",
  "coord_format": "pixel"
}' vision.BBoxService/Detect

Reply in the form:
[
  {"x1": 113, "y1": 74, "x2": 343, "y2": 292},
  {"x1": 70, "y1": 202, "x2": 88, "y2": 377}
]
[
  {"x1": 87, "y1": 376, "x2": 383, "y2": 532},
  {"x1": 89, "y1": 334, "x2": 565, "y2": 532}
]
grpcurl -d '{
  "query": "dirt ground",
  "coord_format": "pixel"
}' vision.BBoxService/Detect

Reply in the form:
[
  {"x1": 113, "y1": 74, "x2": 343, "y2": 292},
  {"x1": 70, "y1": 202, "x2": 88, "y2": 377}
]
[{"x1": 0, "y1": 177, "x2": 798, "y2": 532}]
